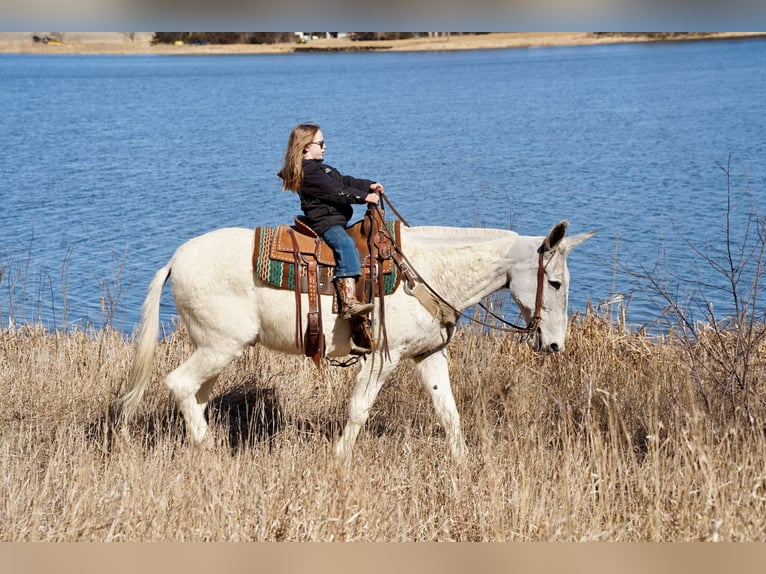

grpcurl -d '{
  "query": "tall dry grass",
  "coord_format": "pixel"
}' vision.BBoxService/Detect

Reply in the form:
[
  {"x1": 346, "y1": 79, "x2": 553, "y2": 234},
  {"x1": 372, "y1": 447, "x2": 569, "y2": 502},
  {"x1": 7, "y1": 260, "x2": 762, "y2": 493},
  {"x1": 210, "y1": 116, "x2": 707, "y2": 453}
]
[{"x1": 2, "y1": 310, "x2": 765, "y2": 541}]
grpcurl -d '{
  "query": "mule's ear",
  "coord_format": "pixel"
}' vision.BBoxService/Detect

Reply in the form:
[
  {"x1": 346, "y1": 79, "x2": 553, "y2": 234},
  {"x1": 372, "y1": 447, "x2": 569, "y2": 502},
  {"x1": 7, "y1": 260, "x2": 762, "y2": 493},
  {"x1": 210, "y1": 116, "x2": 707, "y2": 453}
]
[
  {"x1": 543, "y1": 220, "x2": 569, "y2": 251},
  {"x1": 562, "y1": 230, "x2": 596, "y2": 252}
]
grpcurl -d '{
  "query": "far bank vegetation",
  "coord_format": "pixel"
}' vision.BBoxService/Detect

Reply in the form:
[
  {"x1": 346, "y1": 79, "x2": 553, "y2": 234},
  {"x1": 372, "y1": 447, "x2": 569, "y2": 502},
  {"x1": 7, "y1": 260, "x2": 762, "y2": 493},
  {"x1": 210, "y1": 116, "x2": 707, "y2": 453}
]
[{"x1": 148, "y1": 32, "x2": 735, "y2": 45}]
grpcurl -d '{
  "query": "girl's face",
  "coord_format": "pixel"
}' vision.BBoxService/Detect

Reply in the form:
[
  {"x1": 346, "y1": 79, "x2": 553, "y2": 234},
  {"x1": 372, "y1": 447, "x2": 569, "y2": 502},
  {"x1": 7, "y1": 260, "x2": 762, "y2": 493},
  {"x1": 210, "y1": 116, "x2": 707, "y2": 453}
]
[{"x1": 303, "y1": 129, "x2": 326, "y2": 160}]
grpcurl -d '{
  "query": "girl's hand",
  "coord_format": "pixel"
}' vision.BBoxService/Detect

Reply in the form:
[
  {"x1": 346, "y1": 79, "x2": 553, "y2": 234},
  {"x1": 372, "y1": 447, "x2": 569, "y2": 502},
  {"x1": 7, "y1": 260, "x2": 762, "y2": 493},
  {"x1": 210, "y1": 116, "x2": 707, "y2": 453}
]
[
  {"x1": 364, "y1": 193, "x2": 380, "y2": 205},
  {"x1": 370, "y1": 182, "x2": 384, "y2": 194}
]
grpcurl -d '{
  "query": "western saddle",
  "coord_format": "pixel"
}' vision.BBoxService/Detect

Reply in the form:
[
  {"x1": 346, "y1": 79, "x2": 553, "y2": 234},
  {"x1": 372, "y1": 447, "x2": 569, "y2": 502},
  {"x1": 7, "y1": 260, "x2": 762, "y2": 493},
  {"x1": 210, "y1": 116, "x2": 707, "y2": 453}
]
[{"x1": 252, "y1": 208, "x2": 404, "y2": 365}]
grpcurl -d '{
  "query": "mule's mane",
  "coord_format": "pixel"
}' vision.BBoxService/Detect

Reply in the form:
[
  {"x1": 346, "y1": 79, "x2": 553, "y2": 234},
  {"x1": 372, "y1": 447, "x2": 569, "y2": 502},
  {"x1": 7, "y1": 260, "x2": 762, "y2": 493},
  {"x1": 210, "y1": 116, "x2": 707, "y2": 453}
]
[
  {"x1": 404, "y1": 225, "x2": 518, "y2": 247},
  {"x1": 397, "y1": 225, "x2": 527, "y2": 308}
]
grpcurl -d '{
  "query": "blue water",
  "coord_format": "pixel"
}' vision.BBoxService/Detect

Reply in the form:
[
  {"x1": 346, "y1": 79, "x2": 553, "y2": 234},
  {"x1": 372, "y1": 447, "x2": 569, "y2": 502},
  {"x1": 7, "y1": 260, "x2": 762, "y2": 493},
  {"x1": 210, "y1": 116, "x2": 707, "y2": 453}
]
[{"x1": 1, "y1": 39, "x2": 765, "y2": 334}]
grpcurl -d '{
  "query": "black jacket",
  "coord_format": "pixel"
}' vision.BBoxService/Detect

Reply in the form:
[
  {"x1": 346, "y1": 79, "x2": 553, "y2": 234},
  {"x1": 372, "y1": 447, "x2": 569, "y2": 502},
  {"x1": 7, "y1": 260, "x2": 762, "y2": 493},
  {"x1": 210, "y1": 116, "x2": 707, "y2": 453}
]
[{"x1": 296, "y1": 159, "x2": 375, "y2": 235}]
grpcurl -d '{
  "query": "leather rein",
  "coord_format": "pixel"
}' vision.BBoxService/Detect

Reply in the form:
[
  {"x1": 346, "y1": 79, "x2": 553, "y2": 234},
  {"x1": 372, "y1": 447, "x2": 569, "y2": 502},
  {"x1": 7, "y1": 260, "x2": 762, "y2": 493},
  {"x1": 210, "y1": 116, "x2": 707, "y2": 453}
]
[{"x1": 380, "y1": 194, "x2": 550, "y2": 337}]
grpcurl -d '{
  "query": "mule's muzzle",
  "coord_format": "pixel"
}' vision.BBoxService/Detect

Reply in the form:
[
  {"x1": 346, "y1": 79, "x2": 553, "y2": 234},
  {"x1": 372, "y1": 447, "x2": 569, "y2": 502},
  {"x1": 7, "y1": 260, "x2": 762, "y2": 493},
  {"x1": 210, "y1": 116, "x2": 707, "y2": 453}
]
[{"x1": 526, "y1": 329, "x2": 563, "y2": 353}]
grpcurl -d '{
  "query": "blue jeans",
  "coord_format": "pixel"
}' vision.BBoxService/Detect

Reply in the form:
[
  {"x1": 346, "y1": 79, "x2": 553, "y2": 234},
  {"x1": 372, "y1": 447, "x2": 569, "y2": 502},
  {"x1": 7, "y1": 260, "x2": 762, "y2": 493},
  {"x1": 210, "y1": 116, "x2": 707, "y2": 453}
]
[{"x1": 322, "y1": 224, "x2": 361, "y2": 278}]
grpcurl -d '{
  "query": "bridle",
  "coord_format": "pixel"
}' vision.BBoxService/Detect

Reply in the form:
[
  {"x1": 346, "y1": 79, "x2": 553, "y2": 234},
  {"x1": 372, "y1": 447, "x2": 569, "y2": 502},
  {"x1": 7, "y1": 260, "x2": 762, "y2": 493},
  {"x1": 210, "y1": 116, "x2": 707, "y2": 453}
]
[
  {"x1": 467, "y1": 240, "x2": 552, "y2": 336},
  {"x1": 379, "y1": 195, "x2": 553, "y2": 338}
]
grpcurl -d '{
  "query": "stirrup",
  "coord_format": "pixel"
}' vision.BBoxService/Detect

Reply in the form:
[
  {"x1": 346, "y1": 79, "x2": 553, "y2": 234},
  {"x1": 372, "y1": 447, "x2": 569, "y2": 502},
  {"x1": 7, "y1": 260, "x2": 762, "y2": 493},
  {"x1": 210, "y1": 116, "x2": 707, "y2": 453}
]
[
  {"x1": 348, "y1": 315, "x2": 373, "y2": 355},
  {"x1": 349, "y1": 339, "x2": 371, "y2": 355}
]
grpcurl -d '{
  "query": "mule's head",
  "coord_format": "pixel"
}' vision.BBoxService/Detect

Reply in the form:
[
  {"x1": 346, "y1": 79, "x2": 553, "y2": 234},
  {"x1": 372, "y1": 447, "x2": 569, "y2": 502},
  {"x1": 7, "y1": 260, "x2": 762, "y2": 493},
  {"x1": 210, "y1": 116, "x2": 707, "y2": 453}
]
[{"x1": 508, "y1": 221, "x2": 595, "y2": 353}]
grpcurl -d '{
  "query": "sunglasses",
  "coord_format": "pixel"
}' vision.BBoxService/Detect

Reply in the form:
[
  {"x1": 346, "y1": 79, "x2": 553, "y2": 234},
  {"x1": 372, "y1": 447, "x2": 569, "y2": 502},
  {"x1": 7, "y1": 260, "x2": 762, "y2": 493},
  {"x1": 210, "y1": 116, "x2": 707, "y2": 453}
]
[{"x1": 308, "y1": 140, "x2": 325, "y2": 148}]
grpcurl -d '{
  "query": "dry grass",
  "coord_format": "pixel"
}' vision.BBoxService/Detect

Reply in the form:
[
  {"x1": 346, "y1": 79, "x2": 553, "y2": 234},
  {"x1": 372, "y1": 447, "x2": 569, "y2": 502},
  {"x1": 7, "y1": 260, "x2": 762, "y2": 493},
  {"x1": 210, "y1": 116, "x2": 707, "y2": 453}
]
[{"x1": 2, "y1": 312, "x2": 766, "y2": 541}]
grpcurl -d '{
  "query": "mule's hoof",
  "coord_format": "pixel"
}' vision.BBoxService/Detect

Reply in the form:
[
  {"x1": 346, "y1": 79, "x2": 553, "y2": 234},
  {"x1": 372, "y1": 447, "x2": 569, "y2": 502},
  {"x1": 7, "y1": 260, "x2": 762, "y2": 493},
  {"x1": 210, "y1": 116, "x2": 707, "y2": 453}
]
[{"x1": 190, "y1": 433, "x2": 215, "y2": 451}]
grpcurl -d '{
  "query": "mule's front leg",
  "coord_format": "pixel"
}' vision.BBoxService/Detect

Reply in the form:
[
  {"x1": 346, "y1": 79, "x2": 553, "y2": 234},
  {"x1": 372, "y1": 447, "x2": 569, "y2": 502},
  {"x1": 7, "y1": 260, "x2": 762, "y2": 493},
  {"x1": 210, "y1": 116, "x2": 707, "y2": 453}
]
[
  {"x1": 415, "y1": 349, "x2": 467, "y2": 461},
  {"x1": 335, "y1": 355, "x2": 399, "y2": 460}
]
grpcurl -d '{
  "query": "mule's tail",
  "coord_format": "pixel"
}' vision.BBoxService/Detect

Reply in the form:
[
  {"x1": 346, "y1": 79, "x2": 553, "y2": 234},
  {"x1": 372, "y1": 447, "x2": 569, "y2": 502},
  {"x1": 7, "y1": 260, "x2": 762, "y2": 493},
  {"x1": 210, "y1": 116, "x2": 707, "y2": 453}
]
[{"x1": 118, "y1": 263, "x2": 171, "y2": 420}]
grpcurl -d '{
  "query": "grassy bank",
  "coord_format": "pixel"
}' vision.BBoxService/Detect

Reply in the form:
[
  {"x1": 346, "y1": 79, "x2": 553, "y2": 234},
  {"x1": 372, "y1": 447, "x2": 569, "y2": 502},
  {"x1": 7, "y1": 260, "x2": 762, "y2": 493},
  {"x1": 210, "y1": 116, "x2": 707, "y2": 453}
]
[{"x1": 2, "y1": 310, "x2": 765, "y2": 541}]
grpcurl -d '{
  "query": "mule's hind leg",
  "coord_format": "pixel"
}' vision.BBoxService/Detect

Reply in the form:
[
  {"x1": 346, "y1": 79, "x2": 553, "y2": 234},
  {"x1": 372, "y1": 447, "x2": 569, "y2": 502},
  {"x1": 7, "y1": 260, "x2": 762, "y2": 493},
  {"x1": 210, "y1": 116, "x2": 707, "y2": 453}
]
[
  {"x1": 335, "y1": 354, "x2": 400, "y2": 460},
  {"x1": 414, "y1": 349, "x2": 467, "y2": 461},
  {"x1": 165, "y1": 345, "x2": 241, "y2": 445}
]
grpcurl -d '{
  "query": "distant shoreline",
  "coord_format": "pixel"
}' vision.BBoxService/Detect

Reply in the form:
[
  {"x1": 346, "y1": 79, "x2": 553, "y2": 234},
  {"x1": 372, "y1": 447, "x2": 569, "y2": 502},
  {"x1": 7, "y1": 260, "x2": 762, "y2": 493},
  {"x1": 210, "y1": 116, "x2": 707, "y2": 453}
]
[{"x1": 1, "y1": 32, "x2": 765, "y2": 55}]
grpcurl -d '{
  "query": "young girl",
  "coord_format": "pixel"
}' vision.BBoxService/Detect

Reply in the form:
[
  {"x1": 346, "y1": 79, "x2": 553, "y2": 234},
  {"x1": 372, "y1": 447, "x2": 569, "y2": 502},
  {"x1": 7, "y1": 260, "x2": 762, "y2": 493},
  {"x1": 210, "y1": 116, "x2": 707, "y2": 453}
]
[{"x1": 279, "y1": 122, "x2": 384, "y2": 319}]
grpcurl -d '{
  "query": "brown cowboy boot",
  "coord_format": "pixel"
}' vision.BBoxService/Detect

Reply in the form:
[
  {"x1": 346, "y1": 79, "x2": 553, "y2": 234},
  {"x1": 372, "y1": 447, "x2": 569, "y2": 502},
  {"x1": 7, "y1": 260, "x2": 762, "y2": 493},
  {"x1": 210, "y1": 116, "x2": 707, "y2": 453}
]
[{"x1": 334, "y1": 277, "x2": 373, "y2": 320}]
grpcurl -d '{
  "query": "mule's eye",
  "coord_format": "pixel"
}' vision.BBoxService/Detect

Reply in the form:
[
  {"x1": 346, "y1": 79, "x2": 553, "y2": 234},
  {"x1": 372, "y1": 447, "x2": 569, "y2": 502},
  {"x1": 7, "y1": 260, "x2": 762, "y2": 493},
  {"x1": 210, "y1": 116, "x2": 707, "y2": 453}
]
[{"x1": 548, "y1": 280, "x2": 562, "y2": 290}]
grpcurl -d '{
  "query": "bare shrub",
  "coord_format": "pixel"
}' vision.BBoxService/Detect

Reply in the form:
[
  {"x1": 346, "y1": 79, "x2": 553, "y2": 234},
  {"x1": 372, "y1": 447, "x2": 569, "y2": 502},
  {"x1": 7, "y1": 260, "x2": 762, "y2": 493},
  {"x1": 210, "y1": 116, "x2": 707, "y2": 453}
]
[{"x1": 626, "y1": 156, "x2": 766, "y2": 426}]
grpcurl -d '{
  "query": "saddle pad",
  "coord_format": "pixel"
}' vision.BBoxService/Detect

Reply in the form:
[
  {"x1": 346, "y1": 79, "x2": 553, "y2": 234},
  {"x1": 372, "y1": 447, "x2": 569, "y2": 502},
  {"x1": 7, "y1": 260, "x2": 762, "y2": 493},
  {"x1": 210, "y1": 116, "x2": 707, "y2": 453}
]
[{"x1": 252, "y1": 223, "x2": 401, "y2": 294}]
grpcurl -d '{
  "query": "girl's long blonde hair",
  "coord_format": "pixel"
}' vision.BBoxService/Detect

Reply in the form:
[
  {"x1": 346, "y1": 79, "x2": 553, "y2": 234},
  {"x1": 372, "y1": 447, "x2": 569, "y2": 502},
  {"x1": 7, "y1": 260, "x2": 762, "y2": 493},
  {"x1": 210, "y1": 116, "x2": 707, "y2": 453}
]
[{"x1": 279, "y1": 122, "x2": 320, "y2": 192}]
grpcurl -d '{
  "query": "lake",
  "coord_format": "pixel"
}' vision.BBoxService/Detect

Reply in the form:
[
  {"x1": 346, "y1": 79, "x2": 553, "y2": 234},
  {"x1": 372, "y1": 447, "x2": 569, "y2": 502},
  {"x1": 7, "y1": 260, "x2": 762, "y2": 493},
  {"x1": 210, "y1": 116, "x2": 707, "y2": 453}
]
[{"x1": 1, "y1": 38, "x2": 764, "y2": 334}]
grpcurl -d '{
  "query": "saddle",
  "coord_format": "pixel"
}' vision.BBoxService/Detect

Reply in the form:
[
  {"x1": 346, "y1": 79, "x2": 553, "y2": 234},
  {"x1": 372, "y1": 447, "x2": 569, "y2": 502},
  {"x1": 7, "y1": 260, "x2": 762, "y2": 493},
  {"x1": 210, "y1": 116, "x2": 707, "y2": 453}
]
[{"x1": 252, "y1": 208, "x2": 402, "y2": 365}]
